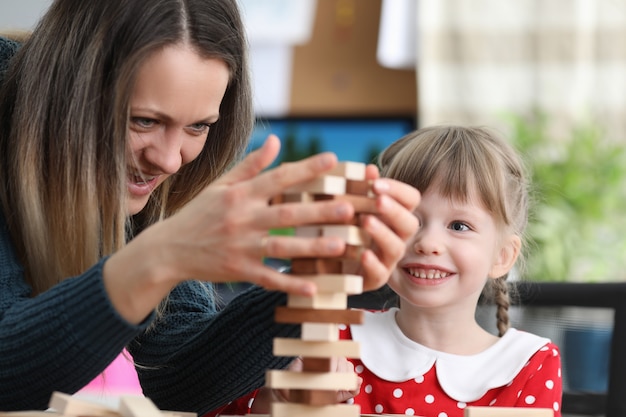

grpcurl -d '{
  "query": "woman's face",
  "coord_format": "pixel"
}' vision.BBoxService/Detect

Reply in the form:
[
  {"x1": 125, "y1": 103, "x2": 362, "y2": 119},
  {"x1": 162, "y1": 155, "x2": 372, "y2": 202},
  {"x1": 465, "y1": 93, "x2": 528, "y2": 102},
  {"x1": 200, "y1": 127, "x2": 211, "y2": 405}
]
[{"x1": 126, "y1": 44, "x2": 230, "y2": 215}]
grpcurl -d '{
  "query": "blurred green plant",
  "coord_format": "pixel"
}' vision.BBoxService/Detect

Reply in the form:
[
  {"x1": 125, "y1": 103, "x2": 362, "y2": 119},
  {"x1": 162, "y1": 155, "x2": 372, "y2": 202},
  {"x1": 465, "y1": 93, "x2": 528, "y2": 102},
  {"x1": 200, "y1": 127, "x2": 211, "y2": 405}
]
[{"x1": 508, "y1": 113, "x2": 626, "y2": 282}]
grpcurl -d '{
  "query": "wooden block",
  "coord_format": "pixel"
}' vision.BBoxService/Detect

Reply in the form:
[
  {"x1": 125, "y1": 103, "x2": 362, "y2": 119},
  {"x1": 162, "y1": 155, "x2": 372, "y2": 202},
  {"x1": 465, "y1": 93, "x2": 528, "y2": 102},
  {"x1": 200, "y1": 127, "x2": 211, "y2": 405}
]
[
  {"x1": 338, "y1": 244, "x2": 366, "y2": 260},
  {"x1": 295, "y1": 274, "x2": 363, "y2": 294},
  {"x1": 296, "y1": 225, "x2": 368, "y2": 246},
  {"x1": 294, "y1": 226, "x2": 322, "y2": 238},
  {"x1": 301, "y1": 322, "x2": 339, "y2": 341},
  {"x1": 266, "y1": 369, "x2": 358, "y2": 391},
  {"x1": 327, "y1": 161, "x2": 367, "y2": 181},
  {"x1": 273, "y1": 338, "x2": 360, "y2": 358},
  {"x1": 290, "y1": 389, "x2": 338, "y2": 406},
  {"x1": 346, "y1": 179, "x2": 374, "y2": 196},
  {"x1": 275, "y1": 306, "x2": 364, "y2": 324},
  {"x1": 284, "y1": 175, "x2": 346, "y2": 195},
  {"x1": 48, "y1": 392, "x2": 119, "y2": 416},
  {"x1": 323, "y1": 225, "x2": 369, "y2": 246},
  {"x1": 271, "y1": 402, "x2": 360, "y2": 417},
  {"x1": 162, "y1": 412, "x2": 198, "y2": 417},
  {"x1": 302, "y1": 357, "x2": 334, "y2": 372},
  {"x1": 119, "y1": 396, "x2": 162, "y2": 417},
  {"x1": 323, "y1": 194, "x2": 378, "y2": 214},
  {"x1": 288, "y1": 293, "x2": 347, "y2": 309},
  {"x1": 464, "y1": 407, "x2": 554, "y2": 417},
  {"x1": 291, "y1": 258, "x2": 344, "y2": 274}
]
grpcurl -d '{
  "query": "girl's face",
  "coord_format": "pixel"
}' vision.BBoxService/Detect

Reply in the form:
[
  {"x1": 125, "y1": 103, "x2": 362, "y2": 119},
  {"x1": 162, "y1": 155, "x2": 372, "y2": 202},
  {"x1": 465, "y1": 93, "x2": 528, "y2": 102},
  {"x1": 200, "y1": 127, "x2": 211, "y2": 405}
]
[
  {"x1": 126, "y1": 44, "x2": 230, "y2": 215},
  {"x1": 389, "y1": 186, "x2": 518, "y2": 311}
]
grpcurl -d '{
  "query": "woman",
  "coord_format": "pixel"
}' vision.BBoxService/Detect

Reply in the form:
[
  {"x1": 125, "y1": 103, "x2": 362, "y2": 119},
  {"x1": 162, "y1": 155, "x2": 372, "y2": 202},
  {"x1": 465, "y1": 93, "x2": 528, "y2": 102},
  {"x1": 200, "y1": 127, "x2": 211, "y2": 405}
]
[{"x1": 0, "y1": 0, "x2": 420, "y2": 413}]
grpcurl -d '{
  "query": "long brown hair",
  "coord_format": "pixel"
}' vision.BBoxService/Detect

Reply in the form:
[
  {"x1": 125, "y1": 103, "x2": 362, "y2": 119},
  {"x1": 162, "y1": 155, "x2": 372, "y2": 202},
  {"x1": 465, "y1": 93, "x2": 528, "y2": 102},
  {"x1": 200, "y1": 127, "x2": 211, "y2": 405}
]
[
  {"x1": 0, "y1": 0, "x2": 253, "y2": 295},
  {"x1": 379, "y1": 125, "x2": 530, "y2": 336}
]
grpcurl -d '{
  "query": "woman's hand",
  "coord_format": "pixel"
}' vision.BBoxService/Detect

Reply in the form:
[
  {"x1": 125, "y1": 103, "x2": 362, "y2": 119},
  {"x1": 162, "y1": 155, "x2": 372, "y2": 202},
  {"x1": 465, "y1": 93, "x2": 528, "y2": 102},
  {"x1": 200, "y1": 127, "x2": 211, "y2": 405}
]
[{"x1": 104, "y1": 134, "x2": 420, "y2": 322}]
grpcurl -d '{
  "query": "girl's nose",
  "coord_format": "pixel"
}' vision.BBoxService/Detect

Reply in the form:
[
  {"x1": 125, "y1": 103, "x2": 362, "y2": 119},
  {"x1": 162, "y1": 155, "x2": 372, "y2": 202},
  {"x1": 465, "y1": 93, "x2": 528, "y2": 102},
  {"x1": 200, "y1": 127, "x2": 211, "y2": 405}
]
[{"x1": 412, "y1": 226, "x2": 443, "y2": 255}]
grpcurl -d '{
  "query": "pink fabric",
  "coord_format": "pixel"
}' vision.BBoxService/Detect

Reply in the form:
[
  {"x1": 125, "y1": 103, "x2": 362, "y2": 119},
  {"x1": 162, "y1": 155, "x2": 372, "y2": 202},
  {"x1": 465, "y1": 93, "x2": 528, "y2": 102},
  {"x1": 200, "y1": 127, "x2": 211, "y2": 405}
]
[{"x1": 80, "y1": 350, "x2": 142, "y2": 395}]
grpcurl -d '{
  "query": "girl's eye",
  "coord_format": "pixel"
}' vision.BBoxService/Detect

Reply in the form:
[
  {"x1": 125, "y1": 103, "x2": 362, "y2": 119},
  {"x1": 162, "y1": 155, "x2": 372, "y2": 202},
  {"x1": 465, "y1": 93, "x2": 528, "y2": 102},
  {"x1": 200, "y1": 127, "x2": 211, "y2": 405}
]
[{"x1": 450, "y1": 221, "x2": 470, "y2": 232}]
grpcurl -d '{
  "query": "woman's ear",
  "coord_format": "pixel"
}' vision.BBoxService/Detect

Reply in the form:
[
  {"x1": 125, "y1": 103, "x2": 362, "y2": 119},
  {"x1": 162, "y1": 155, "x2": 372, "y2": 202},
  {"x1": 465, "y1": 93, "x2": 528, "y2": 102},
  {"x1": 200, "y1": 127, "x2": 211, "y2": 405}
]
[{"x1": 489, "y1": 235, "x2": 521, "y2": 279}]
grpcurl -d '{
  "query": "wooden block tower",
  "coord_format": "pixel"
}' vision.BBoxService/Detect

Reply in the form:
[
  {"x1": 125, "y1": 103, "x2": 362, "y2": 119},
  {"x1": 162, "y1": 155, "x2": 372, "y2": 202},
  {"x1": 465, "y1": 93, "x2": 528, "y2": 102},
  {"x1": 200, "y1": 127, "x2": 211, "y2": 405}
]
[{"x1": 266, "y1": 162, "x2": 375, "y2": 417}]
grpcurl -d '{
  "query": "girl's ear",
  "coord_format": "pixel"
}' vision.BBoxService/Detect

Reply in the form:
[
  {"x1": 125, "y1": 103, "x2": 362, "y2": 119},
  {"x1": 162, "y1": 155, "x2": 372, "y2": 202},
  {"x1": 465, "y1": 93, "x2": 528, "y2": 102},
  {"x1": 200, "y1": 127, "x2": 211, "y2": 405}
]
[{"x1": 489, "y1": 235, "x2": 521, "y2": 279}]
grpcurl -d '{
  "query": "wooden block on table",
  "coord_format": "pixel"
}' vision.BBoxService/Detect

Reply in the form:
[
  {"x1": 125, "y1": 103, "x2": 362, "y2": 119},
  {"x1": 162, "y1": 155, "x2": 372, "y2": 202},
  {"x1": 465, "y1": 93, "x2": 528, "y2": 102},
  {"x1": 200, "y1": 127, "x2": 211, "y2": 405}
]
[
  {"x1": 49, "y1": 392, "x2": 119, "y2": 417},
  {"x1": 295, "y1": 274, "x2": 363, "y2": 294},
  {"x1": 291, "y1": 258, "x2": 344, "y2": 274},
  {"x1": 290, "y1": 389, "x2": 339, "y2": 406},
  {"x1": 273, "y1": 338, "x2": 360, "y2": 358},
  {"x1": 288, "y1": 293, "x2": 347, "y2": 309},
  {"x1": 162, "y1": 411, "x2": 198, "y2": 417},
  {"x1": 275, "y1": 306, "x2": 364, "y2": 324},
  {"x1": 266, "y1": 369, "x2": 358, "y2": 391},
  {"x1": 464, "y1": 407, "x2": 554, "y2": 417},
  {"x1": 284, "y1": 175, "x2": 346, "y2": 195},
  {"x1": 271, "y1": 402, "x2": 360, "y2": 417},
  {"x1": 119, "y1": 396, "x2": 162, "y2": 417},
  {"x1": 302, "y1": 357, "x2": 334, "y2": 372},
  {"x1": 301, "y1": 322, "x2": 339, "y2": 341},
  {"x1": 327, "y1": 161, "x2": 367, "y2": 181}
]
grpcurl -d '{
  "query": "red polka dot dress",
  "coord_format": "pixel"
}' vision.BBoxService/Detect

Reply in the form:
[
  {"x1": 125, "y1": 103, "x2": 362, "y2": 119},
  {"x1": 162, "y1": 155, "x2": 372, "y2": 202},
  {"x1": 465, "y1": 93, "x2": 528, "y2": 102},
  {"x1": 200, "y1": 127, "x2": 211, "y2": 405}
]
[{"x1": 341, "y1": 309, "x2": 562, "y2": 417}]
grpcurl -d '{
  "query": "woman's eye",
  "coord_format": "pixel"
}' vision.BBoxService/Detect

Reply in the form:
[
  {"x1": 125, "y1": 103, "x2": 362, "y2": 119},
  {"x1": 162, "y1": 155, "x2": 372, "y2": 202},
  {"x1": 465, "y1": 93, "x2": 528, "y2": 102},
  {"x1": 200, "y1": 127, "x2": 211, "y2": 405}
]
[
  {"x1": 450, "y1": 221, "x2": 470, "y2": 232},
  {"x1": 131, "y1": 117, "x2": 156, "y2": 129},
  {"x1": 188, "y1": 122, "x2": 212, "y2": 134}
]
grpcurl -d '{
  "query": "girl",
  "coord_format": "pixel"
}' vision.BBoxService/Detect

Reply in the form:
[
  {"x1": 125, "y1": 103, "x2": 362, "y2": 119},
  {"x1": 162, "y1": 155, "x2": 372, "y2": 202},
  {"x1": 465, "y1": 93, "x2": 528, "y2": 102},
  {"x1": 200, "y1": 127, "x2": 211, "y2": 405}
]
[{"x1": 341, "y1": 125, "x2": 562, "y2": 416}]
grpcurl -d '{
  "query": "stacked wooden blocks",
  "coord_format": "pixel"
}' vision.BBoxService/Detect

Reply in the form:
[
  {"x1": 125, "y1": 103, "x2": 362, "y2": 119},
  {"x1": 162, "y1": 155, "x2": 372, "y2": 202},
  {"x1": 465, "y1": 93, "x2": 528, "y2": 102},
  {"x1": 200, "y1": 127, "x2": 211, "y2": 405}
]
[{"x1": 266, "y1": 162, "x2": 376, "y2": 417}]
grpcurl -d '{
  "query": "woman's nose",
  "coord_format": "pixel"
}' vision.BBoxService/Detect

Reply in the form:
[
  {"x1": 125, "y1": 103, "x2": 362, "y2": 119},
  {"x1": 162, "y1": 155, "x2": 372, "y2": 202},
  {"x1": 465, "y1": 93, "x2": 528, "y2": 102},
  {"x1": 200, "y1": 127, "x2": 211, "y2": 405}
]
[{"x1": 143, "y1": 130, "x2": 184, "y2": 174}]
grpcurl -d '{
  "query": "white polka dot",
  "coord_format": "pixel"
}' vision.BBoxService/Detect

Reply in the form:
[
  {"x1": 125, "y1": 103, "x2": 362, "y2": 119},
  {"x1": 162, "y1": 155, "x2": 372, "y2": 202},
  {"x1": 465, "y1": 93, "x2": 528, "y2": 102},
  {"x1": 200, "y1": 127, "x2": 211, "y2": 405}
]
[
  {"x1": 355, "y1": 365, "x2": 364, "y2": 373},
  {"x1": 552, "y1": 348, "x2": 558, "y2": 356},
  {"x1": 364, "y1": 384, "x2": 373, "y2": 394},
  {"x1": 414, "y1": 375, "x2": 425, "y2": 383},
  {"x1": 525, "y1": 395, "x2": 536, "y2": 405},
  {"x1": 545, "y1": 380, "x2": 554, "y2": 389},
  {"x1": 558, "y1": 368, "x2": 562, "y2": 377},
  {"x1": 489, "y1": 399, "x2": 497, "y2": 406},
  {"x1": 540, "y1": 346, "x2": 549, "y2": 351},
  {"x1": 425, "y1": 394, "x2": 435, "y2": 404},
  {"x1": 393, "y1": 388, "x2": 403, "y2": 398},
  {"x1": 405, "y1": 409, "x2": 415, "y2": 416},
  {"x1": 375, "y1": 404, "x2": 384, "y2": 413},
  {"x1": 537, "y1": 364, "x2": 543, "y2": 371},
  {"x1": 346, "y1": 398, "x2": 354, "y2": 404},
  {"x1": 247, "y1": 398, "x2": 254, "y2": 408},
  {"x1": 338, "y1": 324, "x2": 347, "y2": 330},
  {"x1": 457, "y1": 402, "x2": 467, "y2": 409},
  {"x1": 517, "y1": 390, "x2": 522, "y2": 398},
  {"x1": 553, "y1": 402, "x2": 560, "y2": 411},
  {"x1": 438, "y1": 413, "x2": 448, "y2": 417}
]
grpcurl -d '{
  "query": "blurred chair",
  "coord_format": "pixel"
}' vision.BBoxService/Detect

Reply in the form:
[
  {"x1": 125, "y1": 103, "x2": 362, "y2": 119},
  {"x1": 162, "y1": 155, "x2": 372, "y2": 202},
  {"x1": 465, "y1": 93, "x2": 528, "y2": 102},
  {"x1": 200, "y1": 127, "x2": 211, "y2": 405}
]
[{"x1": 513, "y1": 281, "x2": 626, "y2": 417}]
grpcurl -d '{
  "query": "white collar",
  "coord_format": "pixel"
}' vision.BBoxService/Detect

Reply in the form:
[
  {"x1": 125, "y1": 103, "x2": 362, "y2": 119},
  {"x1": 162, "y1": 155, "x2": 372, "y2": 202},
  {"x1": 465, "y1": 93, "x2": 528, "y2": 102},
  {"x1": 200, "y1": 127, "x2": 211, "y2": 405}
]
[{"x1": 350, "y1": 308, "x2": 551, "y2": 402}]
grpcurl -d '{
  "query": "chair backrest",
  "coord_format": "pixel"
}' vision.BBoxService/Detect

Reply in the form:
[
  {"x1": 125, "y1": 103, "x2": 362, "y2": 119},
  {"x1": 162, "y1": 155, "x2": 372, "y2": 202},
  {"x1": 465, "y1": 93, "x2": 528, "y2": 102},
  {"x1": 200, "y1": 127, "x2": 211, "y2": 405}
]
[{"x1": 513, "y1": 281, "x2": 626, "y2": 417}]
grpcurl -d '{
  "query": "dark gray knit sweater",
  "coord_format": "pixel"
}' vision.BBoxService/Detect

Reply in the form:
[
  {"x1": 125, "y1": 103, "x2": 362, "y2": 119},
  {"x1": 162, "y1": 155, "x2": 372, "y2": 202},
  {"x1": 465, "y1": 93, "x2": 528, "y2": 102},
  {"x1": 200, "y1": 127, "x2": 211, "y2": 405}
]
[{"x1": 0, "y1": 36, "x2": 297, "y2": 414}]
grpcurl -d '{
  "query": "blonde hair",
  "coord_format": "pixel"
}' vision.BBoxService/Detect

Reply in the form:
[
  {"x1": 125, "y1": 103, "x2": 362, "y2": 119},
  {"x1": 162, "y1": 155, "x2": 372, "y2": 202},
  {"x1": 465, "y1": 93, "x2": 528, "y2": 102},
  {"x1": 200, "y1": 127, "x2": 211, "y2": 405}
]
[
  {"x1": 379, "y1": 125, "x2": 530, "y2": 336},
  {"x1": 0, "y1": 0, "x2": 253, "y2": 295}
]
